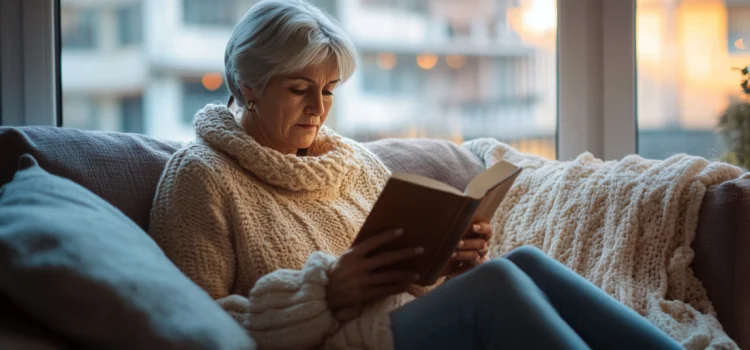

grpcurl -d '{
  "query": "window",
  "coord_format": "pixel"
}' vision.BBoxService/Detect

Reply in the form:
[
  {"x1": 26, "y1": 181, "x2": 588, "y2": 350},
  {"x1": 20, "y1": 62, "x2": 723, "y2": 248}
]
[
  {"x1": 183, "y1": 0, "x2": 258, "y2": 27},
  {"x1": 61, "y1": 7, "x2": 97, "y2": 49},
  {"x1": 62, "y1": 95, "x2": 99, "y2": 130},
  {"x1": 636, "y1": 0, "x2": 750, "y2": 162},
  {"x1": 60, "y1": 0, "x2": 557, "y2": 157},
  {"x1": 339, "y1": 0, "x2": 558, "y2": 158},
  {"x1": 121, "y1": 96, "x2": 144, "y2": 133},
  {"x1": 118, "y1": 3, "x2": 142, "y2": 46},
  {"x1": 182, "y1": 80, "x2": 230, "y2": 125}
]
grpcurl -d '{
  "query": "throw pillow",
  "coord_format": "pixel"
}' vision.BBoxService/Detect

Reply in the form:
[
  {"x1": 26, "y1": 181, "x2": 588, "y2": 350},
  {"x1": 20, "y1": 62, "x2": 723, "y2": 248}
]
[
  {"x1": 0, "y1": 154, "x2": 255, "y2": 350},
  {"x1": 364, "y1": 138, "x2": 485, "y2": 190},
  {"x1": 0, "y1": 126, "x2": 182, "y2": 232}
]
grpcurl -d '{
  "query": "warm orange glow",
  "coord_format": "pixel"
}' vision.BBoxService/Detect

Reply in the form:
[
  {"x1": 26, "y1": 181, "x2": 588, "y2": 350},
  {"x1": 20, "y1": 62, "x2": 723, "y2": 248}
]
[
  {"x1": 416, "y1": 54, "x2": 438, "y2": 70},
  {"x1": 636, "y1": 9, "x2": 664, "y2": 66},
  {"x1": 679, "y1": 3, "x2": 726, "y2": 82},
  {"x1": 507, "y1": 0, "x2": 557, "y2": 48},
  {"x1": 736, "y1": 38, "x2": 746, "y2": 50},
  {"x1": 445, "y1": 55, "x2": 466, "y2": 69},
  {"x1": 636, "y1": 1, "x2": 738, "y2": 130},
  {"x1": 202, "y1": 72, "x2": 223, "y2": 91},
  {"x1": 406, "y1": 124, "x2": 418, "y2": 138},
  {"x1": 510, "y1": 138, "x2": 555, "y2": 160},
  {"x1": 376, "y1": 52, "x2": 397, "y2": 70}
]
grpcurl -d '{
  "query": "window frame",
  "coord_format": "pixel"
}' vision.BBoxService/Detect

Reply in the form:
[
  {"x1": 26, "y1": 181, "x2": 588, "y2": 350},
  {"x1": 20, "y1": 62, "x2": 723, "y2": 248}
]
[
  {"x1": 1, "y1": 0, "x2": 641, "y2": 162},
  {"x1": 0, "y1": 0, "x2": 60, "y2": 127},
  {"x1": 557, "y1": 0, "x2": 637, "y2": 161}
]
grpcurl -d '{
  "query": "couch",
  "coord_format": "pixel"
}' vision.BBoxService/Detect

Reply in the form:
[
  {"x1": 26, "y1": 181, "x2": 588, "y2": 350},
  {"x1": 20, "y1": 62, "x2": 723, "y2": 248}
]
[{"x1": 0, "y1": 126, "x2": 747, "y2": 349}]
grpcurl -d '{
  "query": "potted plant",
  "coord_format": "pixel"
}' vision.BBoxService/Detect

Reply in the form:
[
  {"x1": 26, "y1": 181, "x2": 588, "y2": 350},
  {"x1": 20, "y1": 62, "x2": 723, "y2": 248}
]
[{"x1": 717, "y1": 66, "x2": 750, "y2": 170}]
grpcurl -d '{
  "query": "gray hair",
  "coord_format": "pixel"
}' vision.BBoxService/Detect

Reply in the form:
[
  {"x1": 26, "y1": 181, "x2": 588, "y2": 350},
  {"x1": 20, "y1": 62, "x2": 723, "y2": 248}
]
[{"x1": 224, "y1": 0, "x2": 358, "y2": 108}]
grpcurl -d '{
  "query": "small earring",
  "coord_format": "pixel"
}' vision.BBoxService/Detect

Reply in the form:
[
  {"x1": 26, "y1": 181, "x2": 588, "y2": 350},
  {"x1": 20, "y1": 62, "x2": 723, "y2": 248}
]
[{"x1": 246, "y1": 101, "x2": 255, "y2": 112}]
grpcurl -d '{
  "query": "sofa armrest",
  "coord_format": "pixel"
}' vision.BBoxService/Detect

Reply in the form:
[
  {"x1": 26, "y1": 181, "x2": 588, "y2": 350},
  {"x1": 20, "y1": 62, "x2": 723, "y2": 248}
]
[{"x1": 693, "y1": 179, "x2": 750, "y2": 349}]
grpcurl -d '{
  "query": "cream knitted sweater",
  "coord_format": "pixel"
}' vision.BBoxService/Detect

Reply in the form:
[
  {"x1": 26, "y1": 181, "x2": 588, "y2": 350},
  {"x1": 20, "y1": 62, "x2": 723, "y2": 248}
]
[
  {"x1": 462, "y1": 138, "x2": 746, "y2": 350},
  {"x1": 149, "y1": 104, "x2": 412, "y2": 349}
]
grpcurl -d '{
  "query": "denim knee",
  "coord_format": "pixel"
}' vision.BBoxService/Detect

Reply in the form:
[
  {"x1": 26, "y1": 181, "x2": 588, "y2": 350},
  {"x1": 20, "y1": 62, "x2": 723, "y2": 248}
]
[
  {"x1": 462, "y1": 258, "x2": 521, "y2": 292},
  {"x1": 504, "y1": 245, "x2": 548, "y2": 269},
  {"x1": 459, "y1": 258, "x2": 549, "y2": 312}
]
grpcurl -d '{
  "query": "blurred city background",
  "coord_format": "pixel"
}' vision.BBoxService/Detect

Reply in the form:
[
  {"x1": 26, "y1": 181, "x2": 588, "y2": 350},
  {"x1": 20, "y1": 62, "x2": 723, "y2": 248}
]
[{"x1": 59, "y1": 0, "x2": 750, "y2": 161}]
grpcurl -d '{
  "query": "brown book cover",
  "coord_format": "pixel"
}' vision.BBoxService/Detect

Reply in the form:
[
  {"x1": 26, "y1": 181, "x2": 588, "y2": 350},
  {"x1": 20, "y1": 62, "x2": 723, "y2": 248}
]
[{"x1": 351, "y1": 160, "x2": 522, "y2": 286}]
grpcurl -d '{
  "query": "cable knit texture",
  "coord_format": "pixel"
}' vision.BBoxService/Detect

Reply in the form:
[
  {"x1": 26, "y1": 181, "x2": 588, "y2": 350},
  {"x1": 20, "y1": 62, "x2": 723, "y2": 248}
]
[
  {"x1": 148, "y1": 104, "x2": 409, "y2": 349},
  {"x1": 462, "y1": 138, "x2": 748, "y2": 350}
]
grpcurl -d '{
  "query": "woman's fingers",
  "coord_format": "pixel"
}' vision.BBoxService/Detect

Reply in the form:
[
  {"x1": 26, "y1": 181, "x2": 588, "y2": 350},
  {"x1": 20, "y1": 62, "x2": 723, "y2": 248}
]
[
  {"x1": 366, "y1": 270, "x2": 418, "y2": 286},
  {"x1": 472, "y1": 223, "x2": 493, "y2": 237},
  {"x1": 364, "y1": 245, "x2": 423, "y2": 271},
  {"x1": 456, "y1": 238, "x2": 486, "y2": 250},
  {"x1": 477, "y1": 246, "x2": 489, "y2": 257},
  {"x1": 453, "y1": 250, "x2": 480, "y2": 261},
  {"x1": 353, "y1": 228, "x2": 404, "y2": 256}
]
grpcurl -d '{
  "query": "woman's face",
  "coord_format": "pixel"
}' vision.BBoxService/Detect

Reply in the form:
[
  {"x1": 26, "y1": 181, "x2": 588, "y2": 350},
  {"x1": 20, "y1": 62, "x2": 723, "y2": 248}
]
[{"x1": 241, "y1": 61, "x2": 340, "y2": 154}]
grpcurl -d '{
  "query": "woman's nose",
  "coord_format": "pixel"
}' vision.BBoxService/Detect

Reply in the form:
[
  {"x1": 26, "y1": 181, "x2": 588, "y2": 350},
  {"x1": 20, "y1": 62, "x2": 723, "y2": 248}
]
[{"x1": 305, "y1": 94, "x2": 325, "y2": 117}]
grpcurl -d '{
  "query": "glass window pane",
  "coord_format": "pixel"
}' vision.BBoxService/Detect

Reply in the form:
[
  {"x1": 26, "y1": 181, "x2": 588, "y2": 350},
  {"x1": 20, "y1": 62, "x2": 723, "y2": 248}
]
[
  {"x1": 636, "y1": 0, "x2": 750, "y2": 166},
  {"x1": 118, "y1": 3, "x2": 143, "y2": 46},
  {"x1": 182, "y1": 79, "x2": 230, "y2": 124},
  {"x1": 61, "y1": 7, "x2": 97, "y2": 49},
  {"x1": 62, "y1": 0, "x2": 557, "y2": 159}
]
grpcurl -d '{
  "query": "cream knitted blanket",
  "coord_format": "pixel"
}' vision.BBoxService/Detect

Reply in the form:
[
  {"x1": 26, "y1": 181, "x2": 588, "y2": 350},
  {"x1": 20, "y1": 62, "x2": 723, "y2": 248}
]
[{"x1": 462, "y1": 138, "x2": 746, "y2": 350}]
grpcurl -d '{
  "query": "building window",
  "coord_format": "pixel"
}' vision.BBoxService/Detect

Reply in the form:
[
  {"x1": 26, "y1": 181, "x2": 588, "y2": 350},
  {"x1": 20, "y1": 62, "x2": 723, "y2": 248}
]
[
  {"x1": 61, "y1": 7, "x2": 98, "y2": 49},
  {"x1": 183, "y1": 0, "x2": 258, "y2": 27},
  {"x1": 118, "y1": 3, "x2": 143, "y2": 46},
  {"x1": 121, "y1": 95, "x2": 144, "y2": 133},
  {"x1": 182, "y1": 80, "x2": 230, "y2": 125}
]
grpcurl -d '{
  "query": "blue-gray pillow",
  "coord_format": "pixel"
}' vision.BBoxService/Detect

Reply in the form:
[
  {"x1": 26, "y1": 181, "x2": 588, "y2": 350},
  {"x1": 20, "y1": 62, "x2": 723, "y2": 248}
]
[{"x1": 0, "y1": 154, "x2": 255, "y2": 350}]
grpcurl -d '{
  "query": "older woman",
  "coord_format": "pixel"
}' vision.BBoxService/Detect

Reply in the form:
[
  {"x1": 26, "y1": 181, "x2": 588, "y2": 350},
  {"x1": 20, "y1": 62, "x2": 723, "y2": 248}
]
[{"x1": 149, "y1": 1, "x2": 682, "y2": 349}]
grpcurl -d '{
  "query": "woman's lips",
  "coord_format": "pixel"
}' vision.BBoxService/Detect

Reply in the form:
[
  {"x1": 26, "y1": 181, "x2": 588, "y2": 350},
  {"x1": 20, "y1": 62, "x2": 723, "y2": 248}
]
[{"x1": 296, "y1": 124, "x2": 317, "y2": 130}]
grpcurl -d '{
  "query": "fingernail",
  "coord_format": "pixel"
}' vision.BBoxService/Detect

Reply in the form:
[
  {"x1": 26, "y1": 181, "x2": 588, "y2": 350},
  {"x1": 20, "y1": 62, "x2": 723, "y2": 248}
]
[
  {"x1": 413, "y1": 273, "x2": 421, "y2": 281},
  {"x1": 394, "y1": 229, "x2": 404, "y2": 236},
  {"x1": 457, "y1": 240, "x2": 465, "y2": 248},
  {"x1": 414, "y1": 246, "x2": 424, "y2": 254},
  {"x1": 473, "y1": 224, "x2": 481, "y2": 231}
]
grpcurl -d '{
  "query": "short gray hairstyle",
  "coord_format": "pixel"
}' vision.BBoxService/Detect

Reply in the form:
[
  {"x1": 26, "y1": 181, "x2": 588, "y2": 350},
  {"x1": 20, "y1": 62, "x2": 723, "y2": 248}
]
[{"x1": 224, "y1": 0, "x2": 358, "y2": 108}]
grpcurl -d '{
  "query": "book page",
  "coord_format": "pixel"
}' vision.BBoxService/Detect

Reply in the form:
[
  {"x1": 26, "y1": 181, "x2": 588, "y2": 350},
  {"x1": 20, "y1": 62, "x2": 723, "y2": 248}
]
[
  {"x1": 471, "y1": 169, "x2": 521, "y2": 223},
  {"x1": 464, "y1": 161, "x2": 521, "y2": 199},
  {"x1": 391, "y1": 172, "x2": 463, "y2": 196}
]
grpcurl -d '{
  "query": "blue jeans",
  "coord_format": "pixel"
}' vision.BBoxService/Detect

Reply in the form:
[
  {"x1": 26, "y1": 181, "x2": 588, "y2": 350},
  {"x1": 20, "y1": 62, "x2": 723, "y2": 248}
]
[{"x1": 389, "y1": 246, "x2": 682, "y2": 350}]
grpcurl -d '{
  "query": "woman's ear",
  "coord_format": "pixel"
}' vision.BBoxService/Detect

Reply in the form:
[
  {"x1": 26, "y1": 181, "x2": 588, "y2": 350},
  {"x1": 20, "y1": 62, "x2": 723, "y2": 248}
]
[{"x1": 240, "y1": 84, "x2": 258, "y2": 104}]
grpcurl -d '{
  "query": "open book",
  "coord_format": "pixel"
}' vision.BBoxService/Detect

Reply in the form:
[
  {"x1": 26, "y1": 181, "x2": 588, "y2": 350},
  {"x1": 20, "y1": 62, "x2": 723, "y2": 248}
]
[{"x1": 351, "y1": 160, "x2": 522, "y2": 286}]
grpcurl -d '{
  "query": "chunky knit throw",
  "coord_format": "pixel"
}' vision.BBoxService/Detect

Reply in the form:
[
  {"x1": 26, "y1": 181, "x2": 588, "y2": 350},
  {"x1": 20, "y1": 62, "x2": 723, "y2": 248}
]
[
  {"x1": 462, "y1": 138, "x2": 746, "y2": 350},
  {"x1": 149, "y1": 104, "x2": 410, "y2": 349}
]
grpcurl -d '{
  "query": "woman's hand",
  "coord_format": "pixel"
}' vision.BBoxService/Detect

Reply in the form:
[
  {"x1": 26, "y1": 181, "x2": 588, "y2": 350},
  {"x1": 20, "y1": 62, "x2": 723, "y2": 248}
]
[
  {"x1": 441, "y1": 222, "x2": 493, "y2": 278},
  {"x1": 326, "y1": 228, "x2": 422, "y2": 312}
]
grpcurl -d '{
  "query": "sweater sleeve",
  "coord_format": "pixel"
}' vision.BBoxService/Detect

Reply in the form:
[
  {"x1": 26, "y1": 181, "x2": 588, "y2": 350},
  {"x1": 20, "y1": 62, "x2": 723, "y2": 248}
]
[
  {"x1": 242, "y1": 252, "x2": 340, "y2": 349},
  {"x1": 148, "y1": 150, "x2": 237, "y2": 302}
]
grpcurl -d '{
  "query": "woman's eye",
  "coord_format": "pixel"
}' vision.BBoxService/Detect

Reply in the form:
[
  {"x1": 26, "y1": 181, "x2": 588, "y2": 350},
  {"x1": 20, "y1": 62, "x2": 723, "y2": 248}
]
[
  {"x1": 323, "y1": 91, "x2": 334, "y2": 96},
  {"x1": 291, "y1": 88, "x2": 306, "y2": 95}
]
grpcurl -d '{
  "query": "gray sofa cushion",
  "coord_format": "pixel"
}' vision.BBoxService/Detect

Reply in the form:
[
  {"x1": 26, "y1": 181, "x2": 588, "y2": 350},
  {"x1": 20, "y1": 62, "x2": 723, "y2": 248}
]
[
  {"x1": 0, "y1": 154, "x2": 255, "y2": 350},
  {"x1": 363, "y1": 137, "x2": 485, "y2": 190},
  {"x1": 0, "y1": 127, "x2": 181, "y2": 232},
  {"x1": 0, "y1": 127, "x2": 483, "y2": 231},
  {"x1": 695, "y1": 179, "x2": 750, "y2": 349}
]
